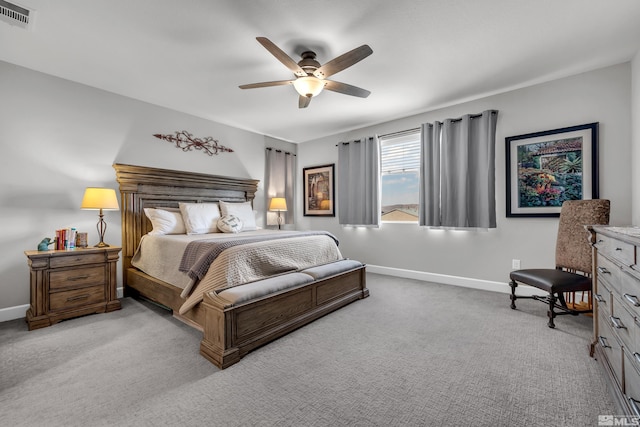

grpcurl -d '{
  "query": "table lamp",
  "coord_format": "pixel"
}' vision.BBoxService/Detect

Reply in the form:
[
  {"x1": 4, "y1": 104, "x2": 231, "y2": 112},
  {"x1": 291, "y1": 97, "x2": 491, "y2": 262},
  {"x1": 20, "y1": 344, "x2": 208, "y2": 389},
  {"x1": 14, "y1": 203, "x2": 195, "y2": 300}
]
[
  {"x1": 268, "y1": 197, "x2": 287, "y2": 230},
  {"x1": 81, "y1": 187, "x2": 119, "y2": 247}
]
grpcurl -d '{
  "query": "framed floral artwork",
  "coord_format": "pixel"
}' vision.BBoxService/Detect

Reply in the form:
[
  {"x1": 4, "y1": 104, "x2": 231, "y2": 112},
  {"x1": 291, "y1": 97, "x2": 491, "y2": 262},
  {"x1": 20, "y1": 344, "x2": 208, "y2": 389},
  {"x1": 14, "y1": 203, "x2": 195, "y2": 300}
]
[{"x1": 506, "y1": 122, "x2": 599, "y2": 217}]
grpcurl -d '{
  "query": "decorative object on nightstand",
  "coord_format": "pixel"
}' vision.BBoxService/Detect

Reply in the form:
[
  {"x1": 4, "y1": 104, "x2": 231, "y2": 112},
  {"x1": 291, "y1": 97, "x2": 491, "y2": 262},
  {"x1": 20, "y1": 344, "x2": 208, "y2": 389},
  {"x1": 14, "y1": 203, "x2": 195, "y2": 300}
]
[
  {"x1": 37, "y1": 237, "x2": 55, "y2": 251},
  {"x1": 81, "y1": 187, "x2": 119, "y2": 247},
  {"x1": 269, "y1": 197, "x2": 287, "y2": 230},
  {"x1": 25, "y1": 246, "x2": 121, "y2": 330}
]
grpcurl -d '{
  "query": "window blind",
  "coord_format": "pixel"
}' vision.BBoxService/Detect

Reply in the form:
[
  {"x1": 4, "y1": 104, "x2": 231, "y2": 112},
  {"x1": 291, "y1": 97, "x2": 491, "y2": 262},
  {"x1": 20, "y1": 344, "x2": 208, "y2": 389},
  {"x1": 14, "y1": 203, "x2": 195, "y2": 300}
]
[{"x1": 380, "y1": 132, "x2": 421, "y2": 174}]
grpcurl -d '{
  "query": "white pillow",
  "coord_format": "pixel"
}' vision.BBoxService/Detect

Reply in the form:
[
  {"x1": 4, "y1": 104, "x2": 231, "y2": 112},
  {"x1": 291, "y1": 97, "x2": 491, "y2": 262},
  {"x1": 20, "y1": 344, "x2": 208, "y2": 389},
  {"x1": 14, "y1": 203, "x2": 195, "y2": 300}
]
[
  {"x1": 178, "y1": 203, "x2": 221, "y2": 234},
  {"x1": 219, "y1": 201, "x2": 257, "y2": 231},
  {"x1": 143, "y1": 208, "x2": 186, "y2": 235},
  {"x1": 217, "y1": 215, "x2": 243, "y2": 233}
]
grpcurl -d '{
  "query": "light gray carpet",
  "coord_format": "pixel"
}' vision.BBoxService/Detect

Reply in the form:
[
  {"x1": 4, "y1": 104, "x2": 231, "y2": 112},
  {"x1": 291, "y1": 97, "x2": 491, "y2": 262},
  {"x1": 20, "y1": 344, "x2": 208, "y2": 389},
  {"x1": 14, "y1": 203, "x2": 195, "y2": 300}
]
[{"x1": 0, "y1": 273, "x2": 615, "y2": 426}]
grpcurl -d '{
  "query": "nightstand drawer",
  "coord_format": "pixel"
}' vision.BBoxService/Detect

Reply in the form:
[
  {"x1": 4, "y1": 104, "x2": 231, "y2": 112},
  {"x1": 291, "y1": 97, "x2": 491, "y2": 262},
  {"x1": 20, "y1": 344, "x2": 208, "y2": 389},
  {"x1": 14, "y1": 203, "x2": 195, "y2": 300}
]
[
  {"x1": 49, "y1": 285, "x2": 106, "y2": 311},
  {"x1": 50, "y1": 252, "x2": 106, "y2": 268},
  {"x1": 49, "y1": 265, "x2": 106, "y2": 290}
]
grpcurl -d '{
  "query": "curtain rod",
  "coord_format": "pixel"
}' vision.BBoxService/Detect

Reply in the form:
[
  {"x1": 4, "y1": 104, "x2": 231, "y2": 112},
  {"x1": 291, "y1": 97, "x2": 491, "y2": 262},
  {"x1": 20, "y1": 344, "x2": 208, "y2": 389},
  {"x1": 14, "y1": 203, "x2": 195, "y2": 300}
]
[
  {"x1": 265, "y1": 147, "x2": 296, "y2": 156},
  {"x1": 336, "y1": 110, "x2": 498, "y2": 145}
]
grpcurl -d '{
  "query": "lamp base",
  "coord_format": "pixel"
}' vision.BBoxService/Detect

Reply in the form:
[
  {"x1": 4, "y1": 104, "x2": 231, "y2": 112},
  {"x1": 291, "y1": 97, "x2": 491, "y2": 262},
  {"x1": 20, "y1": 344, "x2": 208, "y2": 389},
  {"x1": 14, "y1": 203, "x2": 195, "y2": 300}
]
[{"x1": 94, "y1": 242, "x2": 110, "y2": 248}]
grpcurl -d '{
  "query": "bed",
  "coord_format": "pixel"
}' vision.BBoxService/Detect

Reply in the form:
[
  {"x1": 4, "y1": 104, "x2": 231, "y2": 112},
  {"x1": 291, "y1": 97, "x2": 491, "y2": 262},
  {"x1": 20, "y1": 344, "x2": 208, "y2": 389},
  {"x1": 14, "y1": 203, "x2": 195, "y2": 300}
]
[{"x1": 113, "y1": 163, "x2": 368, "y2": 368}]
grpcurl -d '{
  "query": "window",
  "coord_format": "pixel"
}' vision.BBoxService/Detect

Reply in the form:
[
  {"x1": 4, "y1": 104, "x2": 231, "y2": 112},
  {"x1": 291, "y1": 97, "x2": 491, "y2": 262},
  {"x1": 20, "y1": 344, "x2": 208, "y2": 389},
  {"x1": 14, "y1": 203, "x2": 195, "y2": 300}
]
[{"x1": 379, "y1": 131, "x2": 421, "y2": 222}]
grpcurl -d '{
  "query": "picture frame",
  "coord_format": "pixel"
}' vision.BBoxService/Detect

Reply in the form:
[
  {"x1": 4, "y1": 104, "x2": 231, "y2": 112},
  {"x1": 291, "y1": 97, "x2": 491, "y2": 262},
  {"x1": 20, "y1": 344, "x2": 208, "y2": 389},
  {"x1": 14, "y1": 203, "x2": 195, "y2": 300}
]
[
  {"x1": 303, "y1": 164, "x2": 335, "y2": 216},
  {"x1": 506, "y1": 122, "x2": 599, "y2": 218}
]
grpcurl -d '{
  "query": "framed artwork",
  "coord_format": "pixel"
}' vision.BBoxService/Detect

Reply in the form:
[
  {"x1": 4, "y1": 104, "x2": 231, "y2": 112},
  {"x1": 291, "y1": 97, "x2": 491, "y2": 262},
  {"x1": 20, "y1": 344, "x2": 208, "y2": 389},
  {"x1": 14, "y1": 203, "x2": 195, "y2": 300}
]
[
  {"x1": 303, "y1": 164, "x2": 335, "y2": 216},
  {"x1": 506, "y1": 122, "x2": 599, "y2": 218}
]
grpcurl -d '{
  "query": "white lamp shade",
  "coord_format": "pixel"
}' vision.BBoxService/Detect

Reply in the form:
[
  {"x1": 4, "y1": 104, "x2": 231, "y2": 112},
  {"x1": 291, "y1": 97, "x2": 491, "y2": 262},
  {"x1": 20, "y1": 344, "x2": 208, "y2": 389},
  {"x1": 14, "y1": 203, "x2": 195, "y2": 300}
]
[
  {"x1": 269, "y1": 197, "x2": 288, "y2": 211},
  {"x1": 81, "y1": 188, "x2": 119, "y2": 210},
  {"x1": 292, "y1": 76, "x2": 325, "y2": 98}
]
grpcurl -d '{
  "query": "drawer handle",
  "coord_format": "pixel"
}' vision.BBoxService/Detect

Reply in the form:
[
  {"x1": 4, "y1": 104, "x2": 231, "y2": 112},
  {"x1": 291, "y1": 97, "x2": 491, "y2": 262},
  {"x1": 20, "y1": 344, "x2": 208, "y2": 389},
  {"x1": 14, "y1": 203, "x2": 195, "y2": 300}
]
[
  {"x1": 598, "y1": 336, "x2": 611, "y2": 348},
  {"x1": 598, "y1": 267, "x2": 611, "y2": 275},
  {"x1": 625, "y1": 293, "x2": 640, "y2": 307},
  {"x1": 594, "y1": 294, "x2": 606, "y2": 304},
  {"x1": 68, "y1": 275, "x2": 90, "y2": 281},
  {"x1": 610, "y1": 316, "x2": 626, "y2": 329},
  {"x1": 634, "y1": 352, "x2": 640, "y2": 365},
  {"x1": 630, "y1": 397, "x2": 640, "y2": 418},
  {"x1": 616, "y1": 247, "x2": 624, "y2": 251},
  {"x1": 66, "y1": 294, "x2": 90, "y2": 302}
]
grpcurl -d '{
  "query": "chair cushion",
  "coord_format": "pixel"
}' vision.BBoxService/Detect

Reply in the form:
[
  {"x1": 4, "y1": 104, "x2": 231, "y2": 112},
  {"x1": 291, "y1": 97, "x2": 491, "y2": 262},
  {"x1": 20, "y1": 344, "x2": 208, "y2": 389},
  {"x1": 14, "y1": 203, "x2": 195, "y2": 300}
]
[{"x1": 510, "y1": 269, "x2": 592, "y2": 293}]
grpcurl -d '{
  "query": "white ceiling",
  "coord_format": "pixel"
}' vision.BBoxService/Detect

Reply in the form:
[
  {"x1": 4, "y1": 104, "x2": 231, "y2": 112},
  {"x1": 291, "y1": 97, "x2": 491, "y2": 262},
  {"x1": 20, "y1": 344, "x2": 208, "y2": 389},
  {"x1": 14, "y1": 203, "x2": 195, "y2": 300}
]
[{"x1": 2, "y1": 0, "x2": 640, "y2": 143}]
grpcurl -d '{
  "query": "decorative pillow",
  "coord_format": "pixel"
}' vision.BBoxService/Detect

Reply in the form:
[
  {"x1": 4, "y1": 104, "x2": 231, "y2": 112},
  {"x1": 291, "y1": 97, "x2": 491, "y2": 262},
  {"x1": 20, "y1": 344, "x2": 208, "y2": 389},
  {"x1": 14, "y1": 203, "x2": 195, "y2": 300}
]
[
  {"x1": 143, "y1": 208, "x2": 186, "y2": 235},
  {"x1": 217, "y1": 215, "x2": 243, "y2": 233},
  {"x1": 178, "y1": 202, "x2": 221, "y2": 234},
  {"x1": 219, "y1": 201, "x2": 257, "y2": 231}
]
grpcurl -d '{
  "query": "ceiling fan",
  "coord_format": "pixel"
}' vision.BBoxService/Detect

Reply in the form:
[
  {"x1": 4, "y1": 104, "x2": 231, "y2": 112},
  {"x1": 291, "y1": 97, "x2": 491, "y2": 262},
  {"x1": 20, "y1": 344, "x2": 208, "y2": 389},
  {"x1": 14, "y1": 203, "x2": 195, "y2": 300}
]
[{"x1": 239, "y1": 37, "x2": 373, "y2": 108}]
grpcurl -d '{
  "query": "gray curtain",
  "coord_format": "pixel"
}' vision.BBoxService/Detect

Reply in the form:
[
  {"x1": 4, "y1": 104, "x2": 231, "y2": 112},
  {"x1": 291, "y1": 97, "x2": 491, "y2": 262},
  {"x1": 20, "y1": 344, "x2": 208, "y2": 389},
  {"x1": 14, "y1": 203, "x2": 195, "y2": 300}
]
[
  {"x1": 338, "y1": 136, "x2": 380, "y2": 227},
  {"x1": 419, "y1": 110, "x2": 498, "y2": 228},
  {"x1": 265, "y1": 148, "x2": 295, "y2": 226}
]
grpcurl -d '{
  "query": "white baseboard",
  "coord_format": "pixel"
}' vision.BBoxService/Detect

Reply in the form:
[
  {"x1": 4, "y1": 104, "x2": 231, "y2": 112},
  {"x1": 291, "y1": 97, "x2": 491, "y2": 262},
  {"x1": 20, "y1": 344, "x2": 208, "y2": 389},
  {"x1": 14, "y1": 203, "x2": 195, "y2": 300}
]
[
  {"x1": 0, "y1": 288, "x2": 125, "y2": 323},
  {"x1": 0, "y1": 270, "x2": 545, "y2": 323},
  {"x1": 0, "y1": 304, "x2": 29, "y2": 323},
  {"x1": 366, "y1": 264, "x2": 547, "y2": 297}
]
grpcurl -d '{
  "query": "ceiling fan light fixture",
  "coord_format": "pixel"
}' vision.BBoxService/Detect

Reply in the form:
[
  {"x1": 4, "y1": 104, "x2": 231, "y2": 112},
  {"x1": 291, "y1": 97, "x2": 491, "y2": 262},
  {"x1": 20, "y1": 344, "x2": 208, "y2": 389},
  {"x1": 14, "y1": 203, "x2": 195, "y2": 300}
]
[{"x1": 293, "y1": 76, "x2": 325, "y2": 98}]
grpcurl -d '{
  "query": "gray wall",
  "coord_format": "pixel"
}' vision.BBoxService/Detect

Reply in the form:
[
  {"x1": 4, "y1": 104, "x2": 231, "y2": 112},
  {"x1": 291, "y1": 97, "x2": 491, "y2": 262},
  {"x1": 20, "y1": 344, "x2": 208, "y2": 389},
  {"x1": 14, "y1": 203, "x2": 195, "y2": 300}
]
[
  {"x1": 297, "y1": 63, "x2": 633, "y2": 287},
  {"x1": 632, "y1": 51, "x2": 640, "y2": 225},
  {"x1": 0, "y1": 59, "x2": 636, "y2": 316},
  {"x1": 0, "y1": 61, "x2": 294, "y2": 313}
]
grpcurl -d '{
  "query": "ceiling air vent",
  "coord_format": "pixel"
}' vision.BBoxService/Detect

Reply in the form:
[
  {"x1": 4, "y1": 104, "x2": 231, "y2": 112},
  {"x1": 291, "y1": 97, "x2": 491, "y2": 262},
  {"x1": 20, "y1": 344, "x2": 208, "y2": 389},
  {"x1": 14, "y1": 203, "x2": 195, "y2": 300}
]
[{"x1": 0, "y1": 0, "x2": 34, "y2": 30}]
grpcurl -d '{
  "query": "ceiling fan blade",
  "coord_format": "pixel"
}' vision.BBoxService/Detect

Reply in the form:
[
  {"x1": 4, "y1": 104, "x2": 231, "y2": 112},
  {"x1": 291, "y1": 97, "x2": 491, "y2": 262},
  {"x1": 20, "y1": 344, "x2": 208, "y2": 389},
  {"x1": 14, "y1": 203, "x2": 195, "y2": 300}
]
[
  {"x1": 256, "y1": 37, "x2": 307, "y2": 77},
  {"x1": 313, "y1": 45, "x2": 373, "y2": 79},
  {"x1": 324, "y1": 80, "x2": 371, "y2": 98},
  {"x1": 299, "y1": 95, "x2": 311, "y2": 108},
  {"x1": 239, "y1": 80, "x2": 294, "y2": 89}
]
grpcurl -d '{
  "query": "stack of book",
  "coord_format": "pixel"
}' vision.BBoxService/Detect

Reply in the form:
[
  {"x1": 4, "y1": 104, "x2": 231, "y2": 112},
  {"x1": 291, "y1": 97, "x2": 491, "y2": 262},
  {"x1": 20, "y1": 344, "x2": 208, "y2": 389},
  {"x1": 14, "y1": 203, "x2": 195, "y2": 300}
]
[{"x1": 55, "y1": 228, "x2": 77, "y2": 250}]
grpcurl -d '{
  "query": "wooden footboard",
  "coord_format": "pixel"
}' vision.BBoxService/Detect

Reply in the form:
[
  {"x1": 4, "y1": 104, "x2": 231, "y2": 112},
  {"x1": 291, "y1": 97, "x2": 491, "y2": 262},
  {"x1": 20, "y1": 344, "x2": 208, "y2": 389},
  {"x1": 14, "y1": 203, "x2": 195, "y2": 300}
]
[{"x1": 199, "y1": 265, "x2": 367, "y2": 369}]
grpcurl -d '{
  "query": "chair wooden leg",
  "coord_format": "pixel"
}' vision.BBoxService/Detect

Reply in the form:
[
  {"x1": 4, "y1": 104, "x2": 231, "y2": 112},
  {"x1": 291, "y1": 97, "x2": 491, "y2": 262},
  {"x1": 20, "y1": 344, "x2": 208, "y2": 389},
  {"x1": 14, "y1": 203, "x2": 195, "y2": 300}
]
[
  {"x1": 509, "y1": 280, "x2": 517, "y2": 309},
  {"x1": 547, "y1": 293, "x2": 556, "y2": 328}
]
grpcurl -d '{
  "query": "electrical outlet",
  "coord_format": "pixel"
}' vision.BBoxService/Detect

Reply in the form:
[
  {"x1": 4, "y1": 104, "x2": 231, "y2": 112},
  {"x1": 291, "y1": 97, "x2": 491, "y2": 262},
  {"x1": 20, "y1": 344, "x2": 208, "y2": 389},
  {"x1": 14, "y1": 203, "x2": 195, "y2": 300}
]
[{"x1": 512, "y1": 259, "x2": 521, "y2": 269}]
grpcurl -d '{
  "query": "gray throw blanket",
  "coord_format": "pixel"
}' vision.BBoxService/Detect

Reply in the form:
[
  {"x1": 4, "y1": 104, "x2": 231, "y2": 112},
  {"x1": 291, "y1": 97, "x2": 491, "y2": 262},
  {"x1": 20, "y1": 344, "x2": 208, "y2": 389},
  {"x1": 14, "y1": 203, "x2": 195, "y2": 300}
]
[{"x1": 179, "y1": 230, "x2": 339, "y2": 281}]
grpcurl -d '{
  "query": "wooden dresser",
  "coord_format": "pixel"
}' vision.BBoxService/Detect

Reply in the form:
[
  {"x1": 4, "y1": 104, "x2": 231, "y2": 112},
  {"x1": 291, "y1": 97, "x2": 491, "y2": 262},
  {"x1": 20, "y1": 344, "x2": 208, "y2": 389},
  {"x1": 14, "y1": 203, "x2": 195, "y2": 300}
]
[
  {"x1": 25, "y1": 246, "x2": 121, "y2": 330},
  {"x1": 592, "y1": 226, "x2": 640, "y2": 416}
]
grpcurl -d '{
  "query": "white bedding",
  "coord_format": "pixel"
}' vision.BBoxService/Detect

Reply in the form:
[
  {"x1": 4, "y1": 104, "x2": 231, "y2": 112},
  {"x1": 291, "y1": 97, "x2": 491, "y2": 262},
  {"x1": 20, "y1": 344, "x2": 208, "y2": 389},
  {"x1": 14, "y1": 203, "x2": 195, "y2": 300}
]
[
  {"x1": 131, "y1": 230, "x2": 285, "y2": 289},
  {"x1": 130, "y1": 229, "x2": 344, "y2": 314}
]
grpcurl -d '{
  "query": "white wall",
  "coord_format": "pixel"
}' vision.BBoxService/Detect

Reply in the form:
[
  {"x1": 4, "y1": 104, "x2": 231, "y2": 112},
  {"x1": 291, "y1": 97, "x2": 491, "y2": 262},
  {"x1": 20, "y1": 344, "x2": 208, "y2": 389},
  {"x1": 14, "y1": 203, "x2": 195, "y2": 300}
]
[
  {"x1": 0, "y1": 61, "x2": 293, "y2": 312},
  {"x1": 297, "y1": 63, "x2": 633, "y2": 287},
  {"x1": 632, "y1": 52, "x2": 640, "y2": 225}
]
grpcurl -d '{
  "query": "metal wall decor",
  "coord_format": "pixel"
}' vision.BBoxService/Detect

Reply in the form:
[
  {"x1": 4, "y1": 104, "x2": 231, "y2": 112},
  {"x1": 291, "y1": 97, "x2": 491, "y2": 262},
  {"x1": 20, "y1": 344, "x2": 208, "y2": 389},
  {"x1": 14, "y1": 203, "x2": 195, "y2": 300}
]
[{"x1": 153, "y1": 131, "x2": 233, "y2": 156}]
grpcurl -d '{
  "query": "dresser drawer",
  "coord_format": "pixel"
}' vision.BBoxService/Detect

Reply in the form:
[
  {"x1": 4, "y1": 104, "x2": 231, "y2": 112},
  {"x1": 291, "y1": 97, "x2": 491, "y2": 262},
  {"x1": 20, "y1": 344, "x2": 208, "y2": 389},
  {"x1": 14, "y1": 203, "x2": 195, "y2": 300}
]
[
  {"x1": 49, "y1": 265, "x2": 106, "y2": 290},
  {"x1": 621, "y1": 270, "x2": 640, "y2": 316},
  {"x1": 598, "y1": 255, "x2": 623, "y2": 294},
  {"x1": 624, "y1": 352, "x2": 640, "y2": 415},
  {"x1": 599, "y1": 234, "x2": 636, "y2": 266},
  {"x1": 611, "y1": 294, "x2": 637, "y2": 353},
  {"x1": 49, "y1": 285, "x2": 106, "y2": 311},
  {"x1": 50, "y1": 252, "x2": 106, "y2": 268},
  {"x1": 598, "y1": 310, "x2": 624, "y2": 386},
  {"x1": 595, "y1": 279, "x2": 613, "y2": 318}
]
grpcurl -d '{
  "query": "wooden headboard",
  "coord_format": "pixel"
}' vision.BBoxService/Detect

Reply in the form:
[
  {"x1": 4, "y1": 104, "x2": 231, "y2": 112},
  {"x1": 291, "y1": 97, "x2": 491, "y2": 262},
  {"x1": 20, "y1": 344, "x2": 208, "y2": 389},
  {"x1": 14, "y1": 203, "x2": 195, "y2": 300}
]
[{"x1": 113, "y1": 163, "x2": 259, "y2": 285}]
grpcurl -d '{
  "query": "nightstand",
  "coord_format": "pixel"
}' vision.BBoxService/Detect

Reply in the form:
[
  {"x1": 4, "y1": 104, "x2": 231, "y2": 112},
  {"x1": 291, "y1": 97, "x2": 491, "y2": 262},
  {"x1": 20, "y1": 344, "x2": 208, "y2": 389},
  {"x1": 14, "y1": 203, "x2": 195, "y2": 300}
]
[{"x1": 25, "y1": 246, "x2": 121, "y2": 330}]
